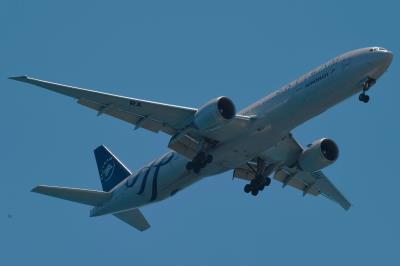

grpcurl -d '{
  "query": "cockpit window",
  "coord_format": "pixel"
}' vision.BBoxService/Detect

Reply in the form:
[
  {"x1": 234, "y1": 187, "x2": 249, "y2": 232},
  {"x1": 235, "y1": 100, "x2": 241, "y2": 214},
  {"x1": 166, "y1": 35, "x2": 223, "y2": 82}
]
[{"x1": 369, "y1": 47, "x2": 386, "y2": 52}]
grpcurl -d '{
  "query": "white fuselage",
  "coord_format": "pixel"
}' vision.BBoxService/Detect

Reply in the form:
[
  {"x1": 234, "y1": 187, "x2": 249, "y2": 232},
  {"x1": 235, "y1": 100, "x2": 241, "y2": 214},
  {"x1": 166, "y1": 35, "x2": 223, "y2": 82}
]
[{"x1": 91, "y1": 47, "x2": 393, "y2": 216}]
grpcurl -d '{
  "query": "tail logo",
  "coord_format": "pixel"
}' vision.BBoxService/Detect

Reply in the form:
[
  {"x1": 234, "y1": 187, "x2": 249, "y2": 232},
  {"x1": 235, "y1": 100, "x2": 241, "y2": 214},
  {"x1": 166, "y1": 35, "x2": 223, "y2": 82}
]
[{"x1": 100, "y1": 157, "x2": 115, "y2": 182}]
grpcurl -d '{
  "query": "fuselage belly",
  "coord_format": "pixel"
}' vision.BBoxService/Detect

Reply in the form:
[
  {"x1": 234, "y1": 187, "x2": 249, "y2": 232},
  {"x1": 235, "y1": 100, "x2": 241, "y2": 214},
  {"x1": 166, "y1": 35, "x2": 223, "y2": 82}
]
[{"x1": 92, "y1": 47, "x2": 392, "y2": 216}]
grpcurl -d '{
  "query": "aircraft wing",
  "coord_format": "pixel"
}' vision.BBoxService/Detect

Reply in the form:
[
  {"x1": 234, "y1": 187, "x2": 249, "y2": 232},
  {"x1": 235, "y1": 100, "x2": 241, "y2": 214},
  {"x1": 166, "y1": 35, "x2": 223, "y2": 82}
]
[
  {"x1": 11, "y1": 76, "x2": 254, "y2": 159},
  {"x1": 274, "y1": 167, "x2": 351, "y2": 210},
  {"x1": 9, "y1": 76, "x2": 196, "y2": 135},
  {"x1": 233, "y1": 134, "x2": 351, "y2": 210}
]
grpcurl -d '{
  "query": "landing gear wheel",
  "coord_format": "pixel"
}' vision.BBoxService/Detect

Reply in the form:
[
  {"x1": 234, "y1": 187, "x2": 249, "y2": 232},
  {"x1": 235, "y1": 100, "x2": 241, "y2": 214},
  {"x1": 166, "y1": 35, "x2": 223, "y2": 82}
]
[
  {"x1": 193, "y1": 165, "x2": 201, "y2": 174},
  {"x1": 187, "y1": 151, "x2": 214, "y2": 173},
  {"x1": 185, "y1": 162, "x2": 193, "y2": 170},
  {"x1": 206, "y1": 155, "x2": 213, "y2": 164},
  {"x1": 265, "y1": 177, "x2": 272, "y2": 186},
  {"x1": 251, "y1": 188, "x2": 259, "y2": 196},
  {"x1": 244, "y1": 184, "x2": 251, "y2": 193},
  {"x1": 196, "y1": 151, "x2": 206, "y2": 161},
  {"x1": 359, "y1": 93, "x2": 370, "y2": 103}
]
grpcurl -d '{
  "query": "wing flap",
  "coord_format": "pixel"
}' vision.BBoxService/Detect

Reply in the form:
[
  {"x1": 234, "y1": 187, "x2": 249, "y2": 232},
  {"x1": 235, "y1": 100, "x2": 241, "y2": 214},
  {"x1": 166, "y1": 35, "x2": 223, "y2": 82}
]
[
  {"x1": 77, "y1": 98, "x2": 166, "y2": 133},
  {"x1": 273, "y1": 168, "x2": 351, "y2": 209},
  {"x1": 274, "y1": 169, "x2": 320, "y2": 196},
  {"x1": 314, "y1": 172, "x2": 351, "y2": 210},
  {"x1": 233, "y1": 164, "x2": 255, "y2": 181}
]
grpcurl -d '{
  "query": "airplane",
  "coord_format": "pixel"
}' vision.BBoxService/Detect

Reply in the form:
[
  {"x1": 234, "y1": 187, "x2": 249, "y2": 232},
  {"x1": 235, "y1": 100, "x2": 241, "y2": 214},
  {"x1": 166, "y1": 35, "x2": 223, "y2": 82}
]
[{"x1": 10, "y1": 46, "x2": 393, "y2": 231}]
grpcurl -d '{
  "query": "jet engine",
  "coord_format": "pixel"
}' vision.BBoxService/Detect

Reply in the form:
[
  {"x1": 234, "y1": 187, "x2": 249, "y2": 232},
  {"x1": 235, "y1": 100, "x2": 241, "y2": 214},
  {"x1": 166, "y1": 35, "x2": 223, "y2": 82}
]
[
  {"x1": 193, "y1": 96, "x2": 236, "y2": 131},
  {"x1": 298, "y1": 138, "x2": 339, "y2": 172}
]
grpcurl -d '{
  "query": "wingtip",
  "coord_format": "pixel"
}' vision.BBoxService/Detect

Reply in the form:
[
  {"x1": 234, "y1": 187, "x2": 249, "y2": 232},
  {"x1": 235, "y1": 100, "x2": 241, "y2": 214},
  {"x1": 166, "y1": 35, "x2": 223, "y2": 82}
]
[
  {"x1": 31, "y1": 185, "x2": 44, "y2": 193},
  {"x1": 139, "y1": 225, "x2": 151, "y2": 232},
  {"x1": 8, "y1": 75, "x2": 29, "y2": 81}
]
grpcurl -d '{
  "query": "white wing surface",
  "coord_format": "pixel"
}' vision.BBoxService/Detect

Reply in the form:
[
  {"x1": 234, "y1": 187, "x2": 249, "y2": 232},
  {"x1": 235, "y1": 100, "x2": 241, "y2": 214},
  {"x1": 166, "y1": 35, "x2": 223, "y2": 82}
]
[
  {"x1": 113, "y1": 209, "x2": 150, "y2": 231},
  {"x1": 11, "y1": 76, "x2": 253, "y2": 159},
  {"x1": 10, "y1": 76, "x2": 196, "y2": 135},
  {"x1": 234, "y1": 134, "x2": 351, "y2": 210},
  {"x1": 274, "y1": 168, "x2": 351, "y2": 210}
]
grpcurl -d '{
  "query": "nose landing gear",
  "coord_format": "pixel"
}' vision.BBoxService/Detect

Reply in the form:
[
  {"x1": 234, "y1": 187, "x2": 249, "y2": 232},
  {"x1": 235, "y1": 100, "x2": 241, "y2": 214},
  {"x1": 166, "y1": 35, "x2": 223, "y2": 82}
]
[
  {"x1": 359, "y1": 93, "x2": 370, "y2": 103},
  {"x1": 359, "y1": 77, "x2": 376, "y2": 103}
]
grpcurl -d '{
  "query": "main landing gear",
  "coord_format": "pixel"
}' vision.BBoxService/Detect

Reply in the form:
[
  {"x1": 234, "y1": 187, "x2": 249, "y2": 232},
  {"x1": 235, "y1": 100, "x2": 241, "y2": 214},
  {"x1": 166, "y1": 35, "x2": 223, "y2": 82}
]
[
  {"x1": 244, "y1": 176, "x2": 271, "y2": 196},
  {"x1": 243, "y1": 158, "x2": 273, "y2": 196},
  {"x1": 359, "y1": 77, "x2": 376, "y2": 103},
  {"x1": 185, "y1": 151, "x2": 213, "y2": 174}
]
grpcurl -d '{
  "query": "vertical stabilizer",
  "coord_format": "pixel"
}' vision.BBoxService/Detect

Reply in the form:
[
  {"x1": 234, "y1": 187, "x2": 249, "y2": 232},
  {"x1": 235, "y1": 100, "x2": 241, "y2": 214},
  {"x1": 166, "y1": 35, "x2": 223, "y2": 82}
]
[{"x1": 94, "y1": 145, "x2": 131, "y2": 192}]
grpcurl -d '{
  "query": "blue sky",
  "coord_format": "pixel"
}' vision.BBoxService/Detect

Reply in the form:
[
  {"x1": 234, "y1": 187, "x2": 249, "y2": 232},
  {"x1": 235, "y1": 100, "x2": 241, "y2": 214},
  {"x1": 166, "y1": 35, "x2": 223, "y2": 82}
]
[{"x1": 2, "y1": 0, "x2": 399, "y2": 265}]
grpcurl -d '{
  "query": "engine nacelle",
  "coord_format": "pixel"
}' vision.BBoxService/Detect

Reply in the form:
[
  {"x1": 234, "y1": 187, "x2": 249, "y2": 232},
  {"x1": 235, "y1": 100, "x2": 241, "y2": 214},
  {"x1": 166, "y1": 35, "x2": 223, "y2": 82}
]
[
  {"x1": 193, "y1": 96, "x2": 236, "y2": 131},
  {"x1": 298, "y1": 138, "x2": 339, "y2": 172}
]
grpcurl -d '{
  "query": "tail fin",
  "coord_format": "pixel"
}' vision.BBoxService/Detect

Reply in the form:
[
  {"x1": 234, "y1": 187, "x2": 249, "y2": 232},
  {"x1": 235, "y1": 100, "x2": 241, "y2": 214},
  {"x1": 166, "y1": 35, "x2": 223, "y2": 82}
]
[{"x1": 94, "y1": 145, "x2": 131, "y2": 192}]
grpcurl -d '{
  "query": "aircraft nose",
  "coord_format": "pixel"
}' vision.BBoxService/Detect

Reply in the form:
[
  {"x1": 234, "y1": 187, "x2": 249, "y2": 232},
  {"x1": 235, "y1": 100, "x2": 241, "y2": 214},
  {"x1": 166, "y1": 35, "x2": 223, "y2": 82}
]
[
  {"x1": 384, "y1": 50, "x2": 394, "y2": 66},
  {"x1": 368, "y1": 48, "x2": 393, "y2": 79},
  {"x1": 374, "y1": 49, "x2": 393, "y2": 68}
]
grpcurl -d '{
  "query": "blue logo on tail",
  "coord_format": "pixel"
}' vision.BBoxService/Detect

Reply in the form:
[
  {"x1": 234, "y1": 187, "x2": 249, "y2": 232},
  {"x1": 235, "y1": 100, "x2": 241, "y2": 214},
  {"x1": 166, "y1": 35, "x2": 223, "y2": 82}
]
[
  {"x1": 100, "y1": 157, "x2": 115, "y2": 182},
  {"x1": 94, "y1": 145, "x2": 132, "y2": 192}
]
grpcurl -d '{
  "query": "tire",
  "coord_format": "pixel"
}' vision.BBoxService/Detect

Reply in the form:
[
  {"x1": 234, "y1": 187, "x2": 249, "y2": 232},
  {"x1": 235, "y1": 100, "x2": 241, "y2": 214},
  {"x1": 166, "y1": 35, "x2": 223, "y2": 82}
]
[
  {"x1": 359, "y1": 94, "x2": 369, "y2": 103},
  {"x1": 244, "y1": 184, "x2": 251, "y2": 193},
  {"x1": 206, "y1": 155, "x2": 213, "y2": 164},
  {"x1": 186, "y1": 162, "x2": 193, "y2": 170},
  {"x1": 196, "y1": 152, "x2": 206, "y2": 161},
  {"x1": 200, "y1": 161, "x2": 207, "y2": 168},
  {"x1": 251, "y1": 188, "x2": 259, "y2": 196},
  {"x1": 265, "y1": 177, "x2": 272, "y2": 186},
  {"x1": 193, "y1": 165, "x2": 201, "y2": 174}
]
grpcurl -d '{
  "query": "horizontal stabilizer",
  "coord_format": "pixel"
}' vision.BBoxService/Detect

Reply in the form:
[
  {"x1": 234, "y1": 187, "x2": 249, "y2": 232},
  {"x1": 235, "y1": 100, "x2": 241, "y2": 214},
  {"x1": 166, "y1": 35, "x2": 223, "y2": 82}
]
[
  {"x1": 113, "y1": 209, "x2": 150, "y2": 231},
  {"x1": 32, "y1": 185, "x2": 112, "y2": 206}
]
